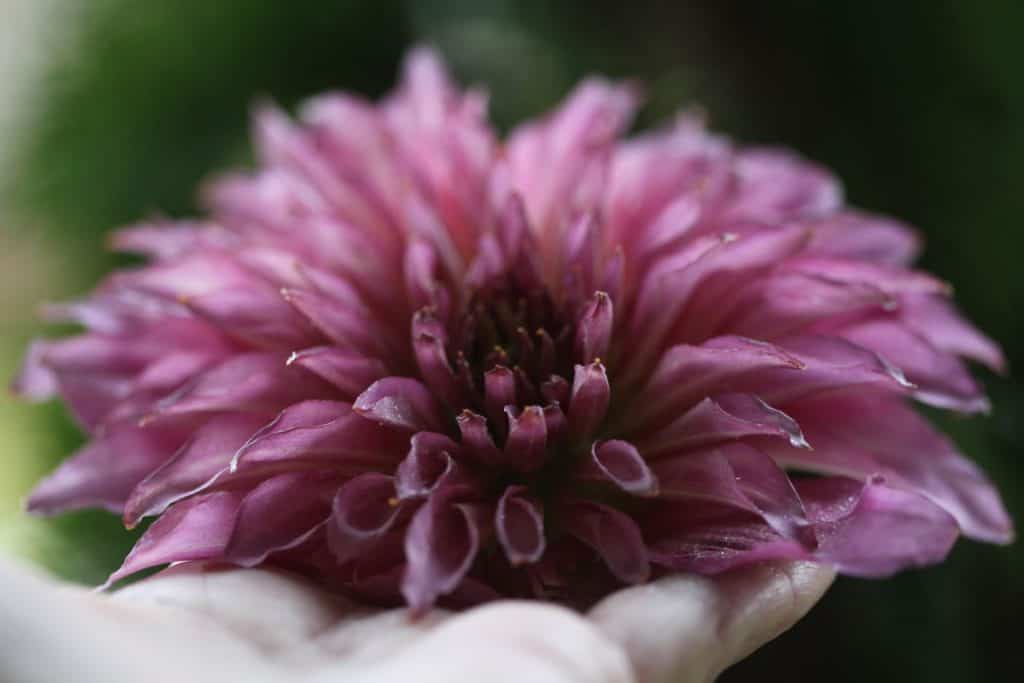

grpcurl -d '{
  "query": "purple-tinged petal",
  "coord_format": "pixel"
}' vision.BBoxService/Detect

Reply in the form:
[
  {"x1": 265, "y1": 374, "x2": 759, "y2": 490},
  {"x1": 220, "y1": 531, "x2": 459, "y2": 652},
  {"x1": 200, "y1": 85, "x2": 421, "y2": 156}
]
[
  {"x1": 484, "y1": 365, "x2": 517, "y2": 429},
  {"x1": 650, "y1": 442, "x2": 806, "y2": 537},
  {"x1": 805, "y1": 211, "x2": 921, "y2": 266},
  {"x1": 106, "y1": 491, "x2": 245, "y2": 587},
  {"x1": 404, "y1": 241, "x2": 453, "y2": 322},
  {"x1": 798, "y1": 476, "x2": 959, "y2": 576},
  {"x1": 768, "y1": 393, "x2": 1013, "y2": 544},
  {"x1": 636, "y1": 394, "x2": 808, "y2": 458},
  {"x1": 232, "y1": 400, "x2": 407, "y2": 472},
  {"x1": 540, "y1": 375, "x2": 570, "y2": 406},
  {"x1": 567, "y1": 361, "x2": 610, "y2": 439},
  {"x1": 839, "y1": 318, "x2": 989, "y2": 412},
  {"x1": 286, "y1": 346, "x2": 388, "y2": 399},
  {"x1": 561, "y1": 500, "x2": 649, "y2": 585},
  {"x1": 153, "y1": 352, "x2": 336, "y2": 420},
  {"x1": 27, "y1": 424, "x2": 185, "y2": 516},
  {"x1": 496, "y1": 486, "x2": 545, "y2": 566},
  {"x1": 645, "y1": 500, "x2": 810, "y2": 574},
  {"x1": 353, "y1": 377, "x2": 445, "y2": 432},
  {"x1": 395, "y1": 432, "x2": 467, "y2": 500},
  {"x1": 575, "y1": 291, "x2": 613, "y2": 363},
  {"x1": 412, "y1": 310, "x2": 462, "y2": 408},
  {"x1": 575, "y1": 440, "x2": 658, "y2": 496},
  {"x1": 225, "y1": 471, "x2": 341, "y2": 566},
  {"x1": 504, "y1": 405, "x2": 548, "y2": 471},
  {"x1": 402, "y1": 489, "x2": 489, "y2": 614},
  {"x1": 123, "y1": 413, "x2": 269, "y2": 526},
  {"x1": 10, "y1": 340, "x2": 59, "y2": 401},
  {"x1": 456, "y1": 410, "x2": 503, "y2": 465},
  {"x1": 327, "y1": 473, "x2": 404, "y2": 564},
  {"x1": 900, "y1": 295, "x2": 1005, "y2": 372}
]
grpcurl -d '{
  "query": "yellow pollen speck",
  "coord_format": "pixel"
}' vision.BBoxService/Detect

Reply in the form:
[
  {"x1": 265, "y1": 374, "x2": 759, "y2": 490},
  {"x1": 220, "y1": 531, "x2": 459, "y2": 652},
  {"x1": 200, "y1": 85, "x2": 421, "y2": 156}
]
[{"x1": 388, "y1": 497, "x2": 400, "y2": 507}]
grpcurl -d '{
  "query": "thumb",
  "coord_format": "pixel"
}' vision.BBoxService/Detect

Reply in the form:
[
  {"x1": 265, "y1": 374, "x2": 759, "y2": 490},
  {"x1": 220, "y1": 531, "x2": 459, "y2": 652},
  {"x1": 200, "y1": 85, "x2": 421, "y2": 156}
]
[{"x1": 587, "y1": 562, "x2": 835, "y2": 683}]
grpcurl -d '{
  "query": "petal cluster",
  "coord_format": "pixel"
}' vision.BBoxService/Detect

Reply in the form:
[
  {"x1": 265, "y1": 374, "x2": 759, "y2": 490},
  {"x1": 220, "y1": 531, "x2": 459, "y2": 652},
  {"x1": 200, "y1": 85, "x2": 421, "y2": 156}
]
[{"x1": 16, "y1": 48, "x2": 1012, "y2": 612}]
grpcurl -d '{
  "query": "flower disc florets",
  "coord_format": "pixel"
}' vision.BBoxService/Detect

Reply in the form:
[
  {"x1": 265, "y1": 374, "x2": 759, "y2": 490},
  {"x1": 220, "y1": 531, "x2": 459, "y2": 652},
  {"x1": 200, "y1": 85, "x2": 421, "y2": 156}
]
[{"x1": 15, "y1": 47, "x2": 1012, "y2": 613}]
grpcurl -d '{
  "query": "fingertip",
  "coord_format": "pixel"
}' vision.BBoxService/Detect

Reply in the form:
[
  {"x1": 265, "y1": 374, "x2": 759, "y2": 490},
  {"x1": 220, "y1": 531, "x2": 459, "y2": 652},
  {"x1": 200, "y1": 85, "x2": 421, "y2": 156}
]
[
  {"x1": 587, "y1": 562, "x2": 835, "y2": 683},
  {"x1": 393, "y1": 601, "x2": 635, "y2": 683}
]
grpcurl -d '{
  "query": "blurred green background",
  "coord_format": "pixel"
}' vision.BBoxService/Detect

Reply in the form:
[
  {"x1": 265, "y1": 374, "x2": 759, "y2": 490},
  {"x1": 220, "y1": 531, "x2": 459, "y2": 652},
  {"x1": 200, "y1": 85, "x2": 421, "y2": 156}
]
[{"x1": 0, "y1": 1, "x2": 1020, "y2": 680}]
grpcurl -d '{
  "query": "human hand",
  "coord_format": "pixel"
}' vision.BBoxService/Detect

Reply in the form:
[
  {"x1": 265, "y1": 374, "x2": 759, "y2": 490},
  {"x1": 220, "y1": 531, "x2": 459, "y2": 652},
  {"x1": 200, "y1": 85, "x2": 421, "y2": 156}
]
[{"x1": 0, "y1": 556, "x2": 832, "y2": 683}]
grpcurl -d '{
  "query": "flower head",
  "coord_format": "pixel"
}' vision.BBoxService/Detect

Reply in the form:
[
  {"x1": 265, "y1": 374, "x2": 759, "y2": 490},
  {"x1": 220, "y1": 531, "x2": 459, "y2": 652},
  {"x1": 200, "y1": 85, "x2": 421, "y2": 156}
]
[{"x1": 16, "y1": 48, "x2": 1012, "y2": 612}]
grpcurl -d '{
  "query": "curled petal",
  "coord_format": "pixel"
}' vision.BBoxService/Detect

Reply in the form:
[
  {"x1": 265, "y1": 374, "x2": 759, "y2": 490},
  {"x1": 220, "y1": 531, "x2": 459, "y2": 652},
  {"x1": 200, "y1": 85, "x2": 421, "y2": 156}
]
[
  {"x1": 575, "y1": 440, "x2": 658, "y2": 496},
  {"x1": 575, "y1": 291, "x2": 614, "y2": 363},
  {"x1": 567, "y1": 361, "x2": 610, "y2": 439},
  {"x1": 496, "y1": 486, "x2": 546, "y2": 565},
  {"x1": 402, "y1": 489, "x2": 489, "y2": 614},
  {"x1": 328, "y1": 473, "x2": 404, "y2": 565},
  {"x1": 354, "y1": 377, "x2": 445, "y2": 432},
  {"x1": 798, "y1": 476, "x2": 960, "y2": 576},
  {"x1": 395, "y1": 432, "x2": 465, "y2": 500},
  {"x1": 456, "y1": 410, "x2": 503, "y2": 465},
  {"x1": 504, "y1": 405, "x2": 548, "y2": 471}
]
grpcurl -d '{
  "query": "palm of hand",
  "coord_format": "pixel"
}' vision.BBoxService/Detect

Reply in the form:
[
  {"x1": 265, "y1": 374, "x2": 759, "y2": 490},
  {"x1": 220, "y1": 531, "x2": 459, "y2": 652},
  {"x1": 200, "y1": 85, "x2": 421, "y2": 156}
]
[{"x1": 0, "y1": 558, "x2": 832, "y2": 683}]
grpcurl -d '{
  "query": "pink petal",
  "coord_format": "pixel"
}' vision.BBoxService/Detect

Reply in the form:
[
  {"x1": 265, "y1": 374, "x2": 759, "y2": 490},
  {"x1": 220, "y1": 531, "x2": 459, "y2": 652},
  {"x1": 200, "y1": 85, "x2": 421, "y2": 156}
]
[
  {"x1": 353, "y1": 377, "x2": 445, "y2": 432},
  {"x1": 561, "y1": 500, "x2": 650, "y2": 585},
  {"x1": 106, "y1": 491, "x2": 245, "y2": 586},
  {"x1": 495, "y1": 485, "x2": 546, "y2": 566}
]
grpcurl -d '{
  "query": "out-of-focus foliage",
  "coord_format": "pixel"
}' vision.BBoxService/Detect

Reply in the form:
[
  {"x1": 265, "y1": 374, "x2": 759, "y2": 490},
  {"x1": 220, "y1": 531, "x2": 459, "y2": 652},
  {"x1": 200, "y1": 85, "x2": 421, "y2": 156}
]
[{"x1": 1, "y1": 0, "x2": 1020, "y2": 679}]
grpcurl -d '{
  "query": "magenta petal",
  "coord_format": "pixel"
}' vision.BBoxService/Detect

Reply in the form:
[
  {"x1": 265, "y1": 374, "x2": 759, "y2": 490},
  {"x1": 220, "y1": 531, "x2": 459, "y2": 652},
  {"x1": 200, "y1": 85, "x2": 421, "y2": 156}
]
[
  {"x1": 576, "y1": 440, "x2": 658, "y2": 496},
  {"x1": 770, "y1": 393, "x2": 1013, "y2": 544},
  {"x1": 456, "y1": 410, "x2": 503, "y2": 465},
  {"x1": 504, "y1": 405, "x2": 548, "y2": 471},
  {"x1": 327, "y1": 473, "x2": 403, "y2": 564},
  {"x1": 395, "y1": 432, "x2": 463, "y2": 500},
  {"x1": 27, "y1": 424, "x2": 184, "y2": 516},
  {"x1": 484, "y1": 365, "x2": 517, "y2": 428},
  {"x1": 402, "y1": 489, "x2": 488, "y2": 614},
  {"x1": 496, "y1": 486, "x2": 546, "y2": 565},
  {"x1": 567, "y1": 361, "x2": 610, "y2": 439},
  {"x1": 11, "y1": 340, "x2": 59, "y2": 401},
  {"x1": 901, "y1": 294, "x2": 1005, "y2": 372},
  {"x1": 234, "y1": 400, "x2": 406, "y2": 468},
  {"x1": 286, "y1": 346, "x2": 388, "y2": 399},
  {"x1": 561, "y1": 500, "x2": 649, "y2": 584},
  {"x1": 645, "y1": 500, "x2": 810, "y2": 574},
  {"x1": 839, "y1": 318, "x2": 989, "y2": 412},
  {"x1": 798, "y1": 476, "x2": 960, "y2": 576},
  {"x1": 106, "y1": 491, "x2": 245, "y2": 587},
  {"x1": 353, "y1": 377, "x2": 445, "y2": 432},
  {"x1": 154, "y1": 352, "x2": 336, "y2": 419},
  {"x1": 225, "y1": 472, "x2": 340, "y2": 566},
  {"x1": 123, "y1": 413, "x2": 268, "y2": 526},
  {"x1": 651, "y1": 443, "x2": 806, "y2": 537},
  {"x1": 638, "y1": 394, "x2": 808, "y2": 458},
  {"x1": 575, "y1": 291, "x2": 614, "y2": 363}
]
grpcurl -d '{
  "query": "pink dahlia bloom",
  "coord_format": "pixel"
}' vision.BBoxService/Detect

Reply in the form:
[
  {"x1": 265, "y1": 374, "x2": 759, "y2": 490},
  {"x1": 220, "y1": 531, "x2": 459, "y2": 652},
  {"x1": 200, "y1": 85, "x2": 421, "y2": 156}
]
[{"x1": 16, "y1": 48, "x2": 1012, "y2": 612}]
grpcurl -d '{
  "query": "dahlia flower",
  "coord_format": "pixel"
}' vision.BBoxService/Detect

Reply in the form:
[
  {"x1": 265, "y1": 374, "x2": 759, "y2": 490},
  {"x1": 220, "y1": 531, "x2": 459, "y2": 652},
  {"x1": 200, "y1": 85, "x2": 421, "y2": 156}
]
[{"x1": 15, "y1": 48, "x2": 1012, "y2": 613}]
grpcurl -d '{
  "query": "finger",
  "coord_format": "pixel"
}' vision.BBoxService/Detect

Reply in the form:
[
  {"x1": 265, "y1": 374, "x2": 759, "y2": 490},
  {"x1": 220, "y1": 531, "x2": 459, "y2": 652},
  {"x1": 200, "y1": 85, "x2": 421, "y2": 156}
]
[
  {"x1": 587, "y1": 561, "x2": 835, "y2": 683},
  {"x1": 0, "y1": 556, "x2": 275, "y2": 683},
  {"x1": 317, "y1": 602, "x2": 636, "y2": 683},
  {"x1": 112, "y1": 562, "x2": 351, "y2": 653}
]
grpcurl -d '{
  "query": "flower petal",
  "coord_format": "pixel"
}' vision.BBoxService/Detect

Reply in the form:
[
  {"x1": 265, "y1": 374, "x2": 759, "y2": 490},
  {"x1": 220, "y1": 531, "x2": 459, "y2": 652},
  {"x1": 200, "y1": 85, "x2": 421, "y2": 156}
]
[{"x1": 495, "y1": 486, "x2": 546, "y2": 566}]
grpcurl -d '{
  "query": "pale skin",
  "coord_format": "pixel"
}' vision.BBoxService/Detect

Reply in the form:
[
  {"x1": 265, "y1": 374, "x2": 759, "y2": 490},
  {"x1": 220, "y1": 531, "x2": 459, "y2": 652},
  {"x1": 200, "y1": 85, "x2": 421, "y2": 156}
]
[{"x1": 0, "y1": 556, "x2": 833, "y2": 683}]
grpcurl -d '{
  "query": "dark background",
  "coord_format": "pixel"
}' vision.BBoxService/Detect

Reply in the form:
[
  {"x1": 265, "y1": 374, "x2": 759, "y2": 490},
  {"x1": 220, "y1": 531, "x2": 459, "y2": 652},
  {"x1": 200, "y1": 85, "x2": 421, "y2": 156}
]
[{"x1": 2, "y1": 2, "x2": 1021, "y2": 680}]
